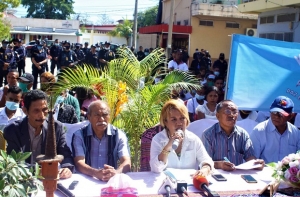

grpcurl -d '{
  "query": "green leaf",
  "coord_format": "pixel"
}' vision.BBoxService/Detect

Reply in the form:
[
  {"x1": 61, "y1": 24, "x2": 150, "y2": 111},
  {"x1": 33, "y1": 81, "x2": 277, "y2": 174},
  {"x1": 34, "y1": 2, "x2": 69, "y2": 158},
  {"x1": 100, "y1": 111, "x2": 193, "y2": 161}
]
[
  {"x1": 8, "y1": 188, "x2": 17, "y2": 197},
  {"x1": 0, "y1": 150, "x2": 7, "y2": 160},
  {"x1": 266, "y1": 162, "x2": 277, "y2": 169},
  {"x1": 3, "y1": 185, "x2": 10, "y2": 193},
  {"x1": 0, "y1": 180, "x2": 4, "y2": 190},
  {"x1": 18, "y1": 152, "x2": 31, "y2": 162}
]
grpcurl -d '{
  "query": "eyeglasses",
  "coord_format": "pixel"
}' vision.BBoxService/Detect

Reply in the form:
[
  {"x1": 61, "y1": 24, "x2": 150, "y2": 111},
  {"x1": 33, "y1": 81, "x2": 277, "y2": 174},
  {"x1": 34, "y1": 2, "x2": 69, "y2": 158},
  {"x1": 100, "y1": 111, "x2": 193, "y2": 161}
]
[
  {"x1": 271, "y1": 111, "x2": 284, "y2": 117},
  {"x1": 223, "y1": 109, "x2": 238, "y2": 116}
]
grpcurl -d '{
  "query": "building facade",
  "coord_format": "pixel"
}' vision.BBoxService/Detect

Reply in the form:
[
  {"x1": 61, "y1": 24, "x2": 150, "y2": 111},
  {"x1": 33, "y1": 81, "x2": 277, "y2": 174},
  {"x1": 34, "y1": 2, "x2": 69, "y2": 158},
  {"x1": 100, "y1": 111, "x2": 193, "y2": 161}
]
[
  {"x1": 139, "y1": 0, "x2": 257, "y2": 60},
  {"x1": 238, "y1": 0, "x2": 300, "y2": 42}
]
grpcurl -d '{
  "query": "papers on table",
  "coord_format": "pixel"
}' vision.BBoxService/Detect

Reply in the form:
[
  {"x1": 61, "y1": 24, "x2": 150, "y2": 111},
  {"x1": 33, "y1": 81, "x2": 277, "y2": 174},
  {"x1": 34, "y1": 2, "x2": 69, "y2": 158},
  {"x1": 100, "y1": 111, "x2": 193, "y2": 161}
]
[
  {"x1": 165, "y1": 168, "x2": 196, "y2": 185},
  {"x1": 235, "y1": 160, "x2": 262, "y2": 170}
]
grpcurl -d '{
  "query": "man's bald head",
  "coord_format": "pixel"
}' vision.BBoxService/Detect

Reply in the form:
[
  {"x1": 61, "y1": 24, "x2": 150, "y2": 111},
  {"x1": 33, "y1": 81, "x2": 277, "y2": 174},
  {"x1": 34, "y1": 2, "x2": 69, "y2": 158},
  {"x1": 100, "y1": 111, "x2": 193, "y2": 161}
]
[{"x1": 88, "y1": 100, "x2": 110, "y2": 115}]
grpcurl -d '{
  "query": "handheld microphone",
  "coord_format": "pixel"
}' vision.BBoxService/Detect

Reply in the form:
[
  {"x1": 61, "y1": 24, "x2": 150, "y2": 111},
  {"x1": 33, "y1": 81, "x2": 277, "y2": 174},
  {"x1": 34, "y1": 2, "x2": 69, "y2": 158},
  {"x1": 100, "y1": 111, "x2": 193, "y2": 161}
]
[
  {"x1": 193, "y1": 175, "x2": 220, "y2": 197},
  {"x1": 172, "y1": 130, "x2": 183, "y2": 150},
  {"x1": 165, "y1": 185, "x2": 171, "y2": 197},
  {"x1": 57, "y1": 183, "x2": 75, "y2": 197}
]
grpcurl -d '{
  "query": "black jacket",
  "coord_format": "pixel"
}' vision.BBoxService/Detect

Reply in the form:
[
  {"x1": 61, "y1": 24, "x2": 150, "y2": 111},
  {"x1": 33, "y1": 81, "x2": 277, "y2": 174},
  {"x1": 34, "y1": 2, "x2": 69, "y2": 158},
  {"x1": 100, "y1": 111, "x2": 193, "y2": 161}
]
[{"x1": 3, "y1": 117, "x2": 74, "y2": 170}]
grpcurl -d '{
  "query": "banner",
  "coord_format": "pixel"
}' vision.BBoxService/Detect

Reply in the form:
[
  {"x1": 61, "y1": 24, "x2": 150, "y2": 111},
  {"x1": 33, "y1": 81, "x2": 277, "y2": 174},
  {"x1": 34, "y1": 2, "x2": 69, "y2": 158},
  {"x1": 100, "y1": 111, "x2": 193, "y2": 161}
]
[{"x1": 226, "y1": 34, "x2": 300, "y2": 113}]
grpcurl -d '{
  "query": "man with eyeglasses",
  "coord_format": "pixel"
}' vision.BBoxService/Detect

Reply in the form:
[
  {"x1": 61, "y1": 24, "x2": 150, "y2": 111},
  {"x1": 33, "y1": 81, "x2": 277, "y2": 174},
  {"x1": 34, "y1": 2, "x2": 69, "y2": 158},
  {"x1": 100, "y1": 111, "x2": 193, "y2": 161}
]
[
  {"x1": 251, "y1": 96, "x2": 300, "y2": 164},
  {"x1": 202, "y1": 100, "x2": 265, "y2": 171}
]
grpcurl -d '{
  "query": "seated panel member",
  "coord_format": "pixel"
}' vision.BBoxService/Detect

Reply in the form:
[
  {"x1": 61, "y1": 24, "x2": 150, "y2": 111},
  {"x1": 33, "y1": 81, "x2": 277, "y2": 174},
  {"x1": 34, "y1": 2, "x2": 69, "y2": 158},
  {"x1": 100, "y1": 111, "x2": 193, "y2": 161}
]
[
  {"x1": 3, "y1": 89, "x2": 74, "y2": 179},
  {"x1": 0, "y1": 86, "x2": 25, "y2": 130},
  {"x1": 72, "y1": 101, "x2": 131, "y2": 182},
  {"x1": 150, "y1": 99, "x2": 214, "y2": 177},
  {"x1": 201, "y1": 100, "x2": 264, "y2": 171},
  {"x1": 251, "y1": 96, "x2": 300, "y2": 163}
]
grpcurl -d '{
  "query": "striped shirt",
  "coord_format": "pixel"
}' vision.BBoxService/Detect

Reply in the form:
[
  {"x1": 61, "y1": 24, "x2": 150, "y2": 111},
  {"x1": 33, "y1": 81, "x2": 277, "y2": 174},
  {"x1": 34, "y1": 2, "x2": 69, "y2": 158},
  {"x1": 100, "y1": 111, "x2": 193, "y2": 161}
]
[{"x1": 201, "y1": 123, "x2": 255, "y2": 165}]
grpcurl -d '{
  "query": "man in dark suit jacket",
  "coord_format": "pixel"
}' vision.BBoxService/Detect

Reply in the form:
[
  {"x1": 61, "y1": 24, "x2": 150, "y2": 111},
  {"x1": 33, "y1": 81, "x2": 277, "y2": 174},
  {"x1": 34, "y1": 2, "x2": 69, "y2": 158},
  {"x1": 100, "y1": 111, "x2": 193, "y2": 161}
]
[{"x1": 3, "y1": 89, "x2": 74, "y2": 179}]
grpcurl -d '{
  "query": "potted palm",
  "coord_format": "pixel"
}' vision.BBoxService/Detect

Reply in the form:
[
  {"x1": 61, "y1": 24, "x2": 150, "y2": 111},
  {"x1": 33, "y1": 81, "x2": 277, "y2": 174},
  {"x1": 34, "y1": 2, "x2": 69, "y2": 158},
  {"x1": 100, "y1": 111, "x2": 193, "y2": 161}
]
[{"x1": 54, "y1": 48, "x2": 201, "y2": 171}]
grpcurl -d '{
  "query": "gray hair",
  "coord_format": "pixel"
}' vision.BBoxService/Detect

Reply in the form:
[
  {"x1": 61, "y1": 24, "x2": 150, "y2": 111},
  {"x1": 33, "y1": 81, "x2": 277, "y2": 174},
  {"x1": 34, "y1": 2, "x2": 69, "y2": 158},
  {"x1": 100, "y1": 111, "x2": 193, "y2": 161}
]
[
  {"x1": 216, "y1": 100, "x2": 236, "y2": 113},
  {"x1": 87, "y1": 100, "x2": 110, "y2": 115}
]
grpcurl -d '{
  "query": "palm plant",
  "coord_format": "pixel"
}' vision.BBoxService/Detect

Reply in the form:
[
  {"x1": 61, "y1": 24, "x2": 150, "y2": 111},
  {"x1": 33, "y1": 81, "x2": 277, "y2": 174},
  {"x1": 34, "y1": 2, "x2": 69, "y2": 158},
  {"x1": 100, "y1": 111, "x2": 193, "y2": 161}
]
[
  {"x1": 107, "y1": 19, "x2": 133, "y2": 46},
  {"x1": 54, "y1": 47, "x2": 201, "y2": 171}
]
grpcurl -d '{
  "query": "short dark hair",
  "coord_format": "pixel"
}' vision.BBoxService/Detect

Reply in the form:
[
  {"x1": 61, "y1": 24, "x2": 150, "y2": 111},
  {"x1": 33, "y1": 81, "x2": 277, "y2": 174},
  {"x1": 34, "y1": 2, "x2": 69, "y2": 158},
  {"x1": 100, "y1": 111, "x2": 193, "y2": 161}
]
[
  {"x1": 215, "y1": 76, "x2": 224, "y2": 82},
  {"x1": 23, "y1": 89, "x2": 47, "y2": 110},
  {"x1": 216, "y1": 100, "x2": 235, "y2": 113},
  {"x1": 7, "y1": 86, "x2": 22, "y2": 95},
  {"x1": 9, "y1": 69, "x2": 18, "y2": 73}
]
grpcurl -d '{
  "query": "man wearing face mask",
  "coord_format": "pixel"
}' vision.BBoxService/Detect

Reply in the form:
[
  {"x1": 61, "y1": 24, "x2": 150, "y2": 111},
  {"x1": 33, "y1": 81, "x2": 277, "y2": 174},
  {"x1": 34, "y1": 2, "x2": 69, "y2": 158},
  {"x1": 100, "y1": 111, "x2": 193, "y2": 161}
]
[
  {"x1": 74, "y1": 43, "x2": 85, "y2": 66},
  {"x1": 31, "y1": 44, "x2": 48, "y2": 89},
  {"x1": 55, "y1": 89, "x2": 80, "y2": 121},
  {"x1": 98, "y1": 41, "x2": 115, "y2": 70},
  {"x1": 86, "y1": 45, "x2": 99, "y2": 69},
  {"x1": 0, "y1": 39, "x2": 16, "y2": 86},
  {"x1": 212, "y1": 53, "x2": 228, "y2": 78},
  {"x1": 13, "y1": 39, "x2": 26, "y2": 77},
  {"x1": 58, "y1": 40, "x2": 78, "y2": 71},
  {"x1": 18, "y1": 73, "x2": 34, "y2": 94},
  {"x1": 187, "y1": 87, "x2": 207, "y2": 122},
  {"x1": 212, "y1": 67, "x2": 220, "y2": 77},
  {"x1": 0, "y1": 86, "x2": 25, "y2": 131},
  {"x1": 50, "y1": 39, "x2": 62, "y2": 74}
]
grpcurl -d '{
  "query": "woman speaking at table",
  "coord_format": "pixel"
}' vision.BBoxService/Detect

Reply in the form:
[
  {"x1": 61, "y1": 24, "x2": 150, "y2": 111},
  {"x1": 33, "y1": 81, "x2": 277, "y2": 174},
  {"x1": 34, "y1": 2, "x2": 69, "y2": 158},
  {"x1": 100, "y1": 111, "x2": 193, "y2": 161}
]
[{"x1": 150, "y1": 99, "x2": 214, "y2": 177}]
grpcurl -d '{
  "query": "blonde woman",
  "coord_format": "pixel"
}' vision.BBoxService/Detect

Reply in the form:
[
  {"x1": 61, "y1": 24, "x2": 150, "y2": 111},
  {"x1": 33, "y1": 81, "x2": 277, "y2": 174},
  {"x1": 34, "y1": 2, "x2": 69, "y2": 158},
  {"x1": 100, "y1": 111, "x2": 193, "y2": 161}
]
[{"x1": 150, "y1": 99, "x2": 214, "y2": 177}]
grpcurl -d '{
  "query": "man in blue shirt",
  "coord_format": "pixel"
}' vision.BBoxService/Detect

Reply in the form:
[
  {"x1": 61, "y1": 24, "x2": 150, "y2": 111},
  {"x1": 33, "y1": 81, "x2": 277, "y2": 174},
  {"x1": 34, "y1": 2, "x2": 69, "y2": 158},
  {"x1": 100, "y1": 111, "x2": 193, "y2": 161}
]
[
  {"x1": 72, "y1": 100, "x2": 131, "y2": 182},
  {"x1": 251, "y1": 96, "x2": 300, "y2": 164}
]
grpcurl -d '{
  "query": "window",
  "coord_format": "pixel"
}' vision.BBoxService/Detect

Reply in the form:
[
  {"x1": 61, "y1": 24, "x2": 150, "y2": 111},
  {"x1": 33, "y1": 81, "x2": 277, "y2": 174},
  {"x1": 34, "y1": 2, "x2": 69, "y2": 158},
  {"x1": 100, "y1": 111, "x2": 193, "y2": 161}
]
[
  {"x1": 199, "y1": 20, "x2": 213, "y2": 26},
  {"x1": 184, "y1": 20, "x2": 189, "y2": 26},
  {"x1": 266, "y1": 33, "x2": 275, "y2": 40},
  {"x1": 252, "y1": 24, "x2": 257, "y2": 28},
  {"x1": 260, "y1": 16, "x2": 274, "y2": 24},
  {"x1": 277, "y1": 13, "x2": 296, "y2": 22},
  {"x1": 176, "y1": 21, "x2": 181, "y2": 25},
  {"x1": 284, "y1": 32, "x2": 293, "y2": 42},
  {"x1": 226, "y1": 22, "x2": 239, "y2": 28},
  {"x1": 275, "y1": 33, "x2": 283, "y2": 41},
  {"x1": 86, "y1": 30, "x2": 91, "y2": 33},
  {"x1": 259, "y1": 34, "x2": 266, "y2": 39}
]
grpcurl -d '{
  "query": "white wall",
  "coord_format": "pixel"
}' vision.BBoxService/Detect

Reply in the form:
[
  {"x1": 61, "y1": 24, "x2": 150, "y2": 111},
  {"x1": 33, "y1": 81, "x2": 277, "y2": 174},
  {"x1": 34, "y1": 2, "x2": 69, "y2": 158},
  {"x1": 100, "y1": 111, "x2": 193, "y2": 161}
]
[
  {"x1": 258, "y1": 8, "x2": 300, "y2": 42},
  {"x1": 53, "y1": 35, "x2": 78, "y2": 44}
]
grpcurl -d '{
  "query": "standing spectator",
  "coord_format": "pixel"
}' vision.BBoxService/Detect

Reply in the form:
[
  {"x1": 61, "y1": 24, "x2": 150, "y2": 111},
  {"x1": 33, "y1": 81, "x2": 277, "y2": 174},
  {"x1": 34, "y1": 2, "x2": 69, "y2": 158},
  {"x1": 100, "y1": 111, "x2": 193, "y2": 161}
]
[
  {"x1": 0, "y1": 39, "x2": 16, "y2": 86},
  {"x1": 41, "y1": 40, "x2": 50, "y2": 72},
  {"x1": 168, "y1": 50, "x2": 188, "y2": 72},
  {"x1": 213, "y1": 53, "x2": 228, "y2": 78},
  {"x1": 182, "y1": 48, "x2": 189, "y2": 64},
  {"x1": 82, "y1": 42, "x2": 90, "y2": 57},
  {"x1": 56, "y1": 89, "x2": 81, "y2": 121},
  {"x1": 13, "y1": 39, "x2": 26, "y2": 77},
  {"x1": 31, "y1": 44, "x2": 47, "y2": 89},
  {"x1": 187, "y1": 87, "x2": 206, "y2": 122},
  {"x1": 193, "y1": 48, "x2": 200, "y2": 60},
  {"x1": 74, "y1": 43, "x2": 85, "y2": 66},
  {"x1": 50, "y1": 39, "x2": 62, "y2": 74},
  {"x1": 86, "y1": 45, "x2": 99, "y2": 69},
  {"x1": 137, "y1": 46, "x2": 146, "y2": 61},
  {"x1": 214, "y1": 77, "x2": 225, "y2": 103},
  {"x1": 58, "y1": 40, "x2": 77, "y2": 71},
  {"x1": 98, "y1": 41, "x2": 115, "y2": 70}
]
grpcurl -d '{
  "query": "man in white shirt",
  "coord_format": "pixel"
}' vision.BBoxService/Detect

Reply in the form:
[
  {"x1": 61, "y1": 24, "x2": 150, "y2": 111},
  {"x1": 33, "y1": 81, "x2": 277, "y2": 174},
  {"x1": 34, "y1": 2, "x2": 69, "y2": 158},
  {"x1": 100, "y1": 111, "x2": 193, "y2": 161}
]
[
  {"x1": 168, "y1": 50, "x2": 188, "y2": 72},
  {"x1": 0, "y1": 69, "x2": 19, "y2": 107},
  {"x1": 0, "y1": 86, "x2": 25, "y2": 131}
]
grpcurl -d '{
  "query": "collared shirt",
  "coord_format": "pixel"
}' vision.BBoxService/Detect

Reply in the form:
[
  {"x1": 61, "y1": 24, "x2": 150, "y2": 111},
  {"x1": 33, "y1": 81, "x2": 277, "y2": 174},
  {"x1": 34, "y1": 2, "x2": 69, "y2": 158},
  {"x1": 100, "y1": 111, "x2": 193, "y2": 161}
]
[
  {"x1": 0, "y1": 107, "x2": 25, "y2": 131},
  {"x1": 167, "y1": 60, "x2": 189, "y2": 71},
  {"x1": 72, "y1": 123, "x2": 130, "y2": 169},
  {"x1": 201, "y1": 123, "x2": 255, "y2": 165},
  {"x1": 0, "y1": 87, "x2": 3, "y2": 101},
  {"x1": 251, "y1": 119, "x2": 300, "y2": 164},
  {"x1": 150, "y1": 129, "x2": 214, "y2": 173},
  {"x1": 28, "y1": 123, "x2": 42, "y2": 165}
]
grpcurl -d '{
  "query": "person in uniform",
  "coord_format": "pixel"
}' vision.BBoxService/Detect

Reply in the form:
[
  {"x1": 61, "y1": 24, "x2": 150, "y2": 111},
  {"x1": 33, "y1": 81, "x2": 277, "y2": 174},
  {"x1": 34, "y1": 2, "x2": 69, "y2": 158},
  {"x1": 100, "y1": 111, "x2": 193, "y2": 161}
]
[
  {"x1": 13, "y1": 39, "x2": 26, "y2": 77},
  {"x1": 0, "y1": 40, "x2": 16, "y2": 86},
  {"x1": 50, "y1": 39, "x2": 62, "y2": 74},
  {"x1": 58, "y1": 40, "x2": 78, "y2": 71},
  {"x1": 74, "y1": 43, "x2": 85, "y2": 66},
  {"x1": 86, "y1": 45, "x2": 99, "y2": 69},
  {"x1": 41, "y1": 40, "x2": 50, "y2": 72},
  {"x1": 98, "y1": 41, "x2": 115, "y2": 70},
  {"x1": 31, "y1": 44, "x2": 48, "y2": 89}
]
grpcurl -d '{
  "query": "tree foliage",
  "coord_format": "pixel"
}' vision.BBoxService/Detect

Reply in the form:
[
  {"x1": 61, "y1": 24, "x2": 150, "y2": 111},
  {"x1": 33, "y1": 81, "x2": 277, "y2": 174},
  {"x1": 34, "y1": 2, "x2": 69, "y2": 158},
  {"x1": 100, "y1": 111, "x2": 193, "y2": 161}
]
[
  {"x1": 107, "y1": 19, "x2": 133, "y2": 46},
  {"x1": 0, "y1": 0, "x2": 20, "y2": 40},
  {"x1": 21, "y1": 0, "x2": 75, "y2": 19},
  {"x1": 137, "y1": 5, "x2": 158, "y2": 29}
]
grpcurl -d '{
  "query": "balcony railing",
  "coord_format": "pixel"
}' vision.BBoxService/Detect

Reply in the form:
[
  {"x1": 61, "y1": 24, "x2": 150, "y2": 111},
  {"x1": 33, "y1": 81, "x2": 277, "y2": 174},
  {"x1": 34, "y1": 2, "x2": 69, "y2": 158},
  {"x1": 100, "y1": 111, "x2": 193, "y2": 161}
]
[{"x1": 191, "y1": 1, "x2": 258, "y2": 19}]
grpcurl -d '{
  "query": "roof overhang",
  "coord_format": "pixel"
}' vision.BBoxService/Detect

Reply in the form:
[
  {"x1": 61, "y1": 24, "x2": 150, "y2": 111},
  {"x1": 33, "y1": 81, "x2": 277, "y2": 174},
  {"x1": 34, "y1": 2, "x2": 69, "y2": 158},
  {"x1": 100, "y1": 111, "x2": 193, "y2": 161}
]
[
  {"x1": 139, "y1": 24, "x2": 192, "y2": 34},
  {"x1": 10, "y1": 31, "x2": 77, "y2": 36}
]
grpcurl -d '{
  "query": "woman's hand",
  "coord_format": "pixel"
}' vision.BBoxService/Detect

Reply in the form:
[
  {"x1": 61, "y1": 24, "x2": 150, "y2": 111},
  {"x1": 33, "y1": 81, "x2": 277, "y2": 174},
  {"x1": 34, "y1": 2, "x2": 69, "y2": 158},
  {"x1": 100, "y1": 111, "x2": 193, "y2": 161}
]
[
  {"x1": 167, "y1": 131, "x2": 184, "y2": 146},
  {"x1": 193, "y1": 165, "x2": 211, "y2": 177}
]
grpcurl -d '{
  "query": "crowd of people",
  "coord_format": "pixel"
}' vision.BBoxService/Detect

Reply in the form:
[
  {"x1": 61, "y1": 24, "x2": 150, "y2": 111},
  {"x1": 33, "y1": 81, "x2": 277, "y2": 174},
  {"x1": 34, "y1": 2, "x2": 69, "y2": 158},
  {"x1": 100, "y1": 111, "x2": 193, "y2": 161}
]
[{"x1": 0, "y1": 37, "x2": 300, "y2": 185}]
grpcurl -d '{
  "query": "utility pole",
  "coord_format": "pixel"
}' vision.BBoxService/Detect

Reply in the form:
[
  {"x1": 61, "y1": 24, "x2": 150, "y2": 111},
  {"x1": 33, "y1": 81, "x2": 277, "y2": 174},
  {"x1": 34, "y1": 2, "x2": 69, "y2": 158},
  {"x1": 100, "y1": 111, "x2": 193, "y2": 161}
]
[
  {"x1": 132, "y1": 0, "x2": 138, "y2": 50},
  {"x1": 166, "y1": 0, "x2": 175, "y2": 60}
]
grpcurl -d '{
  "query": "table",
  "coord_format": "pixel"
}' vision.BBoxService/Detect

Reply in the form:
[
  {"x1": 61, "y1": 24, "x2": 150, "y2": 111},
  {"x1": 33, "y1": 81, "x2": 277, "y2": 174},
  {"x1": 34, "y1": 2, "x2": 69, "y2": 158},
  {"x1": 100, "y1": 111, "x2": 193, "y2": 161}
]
[{"x1": 36, "y1": 167, "x2": 295, "y2": 197}]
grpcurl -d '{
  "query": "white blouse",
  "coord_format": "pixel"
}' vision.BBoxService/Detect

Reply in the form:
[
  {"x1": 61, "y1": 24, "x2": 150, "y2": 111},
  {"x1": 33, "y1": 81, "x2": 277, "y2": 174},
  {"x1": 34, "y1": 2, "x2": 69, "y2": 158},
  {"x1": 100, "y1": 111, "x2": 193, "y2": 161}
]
[
  {"x1": 150, "y1": 129, "x2": 214, "y2": 173},
  {"x1": 196, "y1": 103, "x2": 217, "y2": 119}
]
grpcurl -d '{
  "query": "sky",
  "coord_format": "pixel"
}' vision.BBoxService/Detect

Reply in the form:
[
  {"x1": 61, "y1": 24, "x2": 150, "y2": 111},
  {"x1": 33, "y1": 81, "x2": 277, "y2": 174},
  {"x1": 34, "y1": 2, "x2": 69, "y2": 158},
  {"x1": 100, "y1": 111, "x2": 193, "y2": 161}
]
[{"x1": 14, "y1": 0, "x2": 158, "y2": 23}]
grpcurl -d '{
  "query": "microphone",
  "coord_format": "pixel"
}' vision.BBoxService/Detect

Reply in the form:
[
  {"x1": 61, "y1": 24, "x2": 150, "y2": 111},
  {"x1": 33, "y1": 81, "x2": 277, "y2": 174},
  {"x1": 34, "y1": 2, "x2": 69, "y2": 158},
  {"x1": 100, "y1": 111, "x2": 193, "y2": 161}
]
[
  {"x1": 172, "y1": 129, "x2": 183, "y2": 150},
  {"x1": 193, "y1": 175, "x2": 220, "y2": 197},
  {"x1": 165, "y1": 185, "x2": 171, "y2": 197},
  {"x1": 57, "y1": 183, "x2": 75, "y2": 197}
]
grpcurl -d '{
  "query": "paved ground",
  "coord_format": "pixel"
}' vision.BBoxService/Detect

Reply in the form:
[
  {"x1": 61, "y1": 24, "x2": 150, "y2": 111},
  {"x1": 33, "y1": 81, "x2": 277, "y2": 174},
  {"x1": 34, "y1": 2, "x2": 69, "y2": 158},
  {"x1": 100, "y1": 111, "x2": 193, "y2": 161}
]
[{"x1": 24, "y1": 57, "x2": 57, "y2": 89}]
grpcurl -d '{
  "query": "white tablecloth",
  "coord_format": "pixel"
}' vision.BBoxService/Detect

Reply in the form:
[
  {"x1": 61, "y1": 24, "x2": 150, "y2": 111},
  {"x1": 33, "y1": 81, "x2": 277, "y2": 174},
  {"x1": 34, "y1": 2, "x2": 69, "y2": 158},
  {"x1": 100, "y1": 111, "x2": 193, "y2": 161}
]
[{"x1": 36, "y1": 167, "x2": 275, "y2": 197}]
